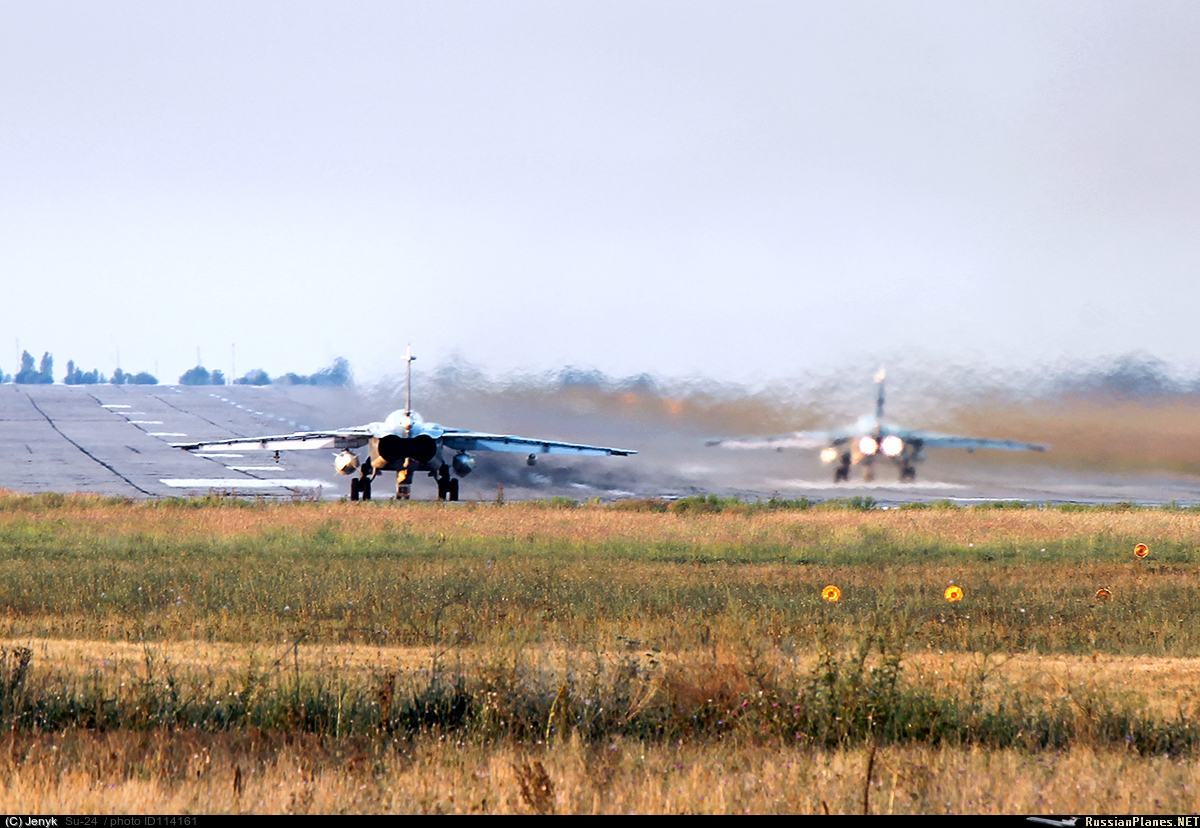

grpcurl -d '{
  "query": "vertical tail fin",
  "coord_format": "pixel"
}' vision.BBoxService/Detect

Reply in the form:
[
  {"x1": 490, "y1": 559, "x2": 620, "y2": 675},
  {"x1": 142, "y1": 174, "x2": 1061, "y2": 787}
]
[
  {"x1": 404, "y1": 345, "x2": 416, "y2": 431},
  {"x1": 874, "y1": 367, "x2": 886, "y2": 420}
]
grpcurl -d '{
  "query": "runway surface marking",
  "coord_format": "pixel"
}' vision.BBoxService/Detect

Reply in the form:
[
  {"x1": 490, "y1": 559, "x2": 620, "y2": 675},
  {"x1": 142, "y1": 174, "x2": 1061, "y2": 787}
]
[
  {"x1": 767, "y1": 478, "x2": 968, "y2": 491},
  {"x1": 160, "y1": 478, "x2": 327, "y2": 489}
]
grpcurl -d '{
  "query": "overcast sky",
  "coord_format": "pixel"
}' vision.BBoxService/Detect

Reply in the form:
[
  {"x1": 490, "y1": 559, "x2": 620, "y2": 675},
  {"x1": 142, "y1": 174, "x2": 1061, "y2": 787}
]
[{"x1": 2, "y1": 1, "x2": 1198, "y2": 386}]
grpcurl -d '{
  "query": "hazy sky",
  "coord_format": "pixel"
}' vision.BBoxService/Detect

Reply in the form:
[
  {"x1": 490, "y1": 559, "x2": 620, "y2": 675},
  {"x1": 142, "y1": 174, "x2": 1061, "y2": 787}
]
[{"x1": 3, "y1": 1, "x2": 1198, "y2": 386}]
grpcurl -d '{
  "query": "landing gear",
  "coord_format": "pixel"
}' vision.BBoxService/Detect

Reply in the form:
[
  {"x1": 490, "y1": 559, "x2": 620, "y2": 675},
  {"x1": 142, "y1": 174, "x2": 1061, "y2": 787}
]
[
  {"x1": 834, "y1": 452, "x2": 851, "y2": 483},
  {"x1": 350, "y1": 475, "x2": 372, "y2": 501},
  {"x1": 900, "y1": 464, "x2": 916, "y2": 482},
  {"x1": 396, "y1": 467, "x2": 411, "y2": 500},
  {"x1": 436, "y1": 466, "x2": 460, "y2": 501}
]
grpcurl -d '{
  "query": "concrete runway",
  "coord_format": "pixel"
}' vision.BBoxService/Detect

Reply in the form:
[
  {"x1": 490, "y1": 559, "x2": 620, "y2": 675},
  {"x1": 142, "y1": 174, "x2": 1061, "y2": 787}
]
[
  {"x1": 3, "y1": 383, "x2": 1199, "y2": 505},
  {"x1": 0, "y1": 384, "x2": 351, "y2": 498}
]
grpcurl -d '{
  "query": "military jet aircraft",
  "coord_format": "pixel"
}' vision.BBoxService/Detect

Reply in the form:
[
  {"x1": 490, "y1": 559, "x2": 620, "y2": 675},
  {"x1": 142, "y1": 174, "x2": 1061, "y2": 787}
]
[
  {"x1": 708, "y1": 369, "x2": 1047, "y2": 482},
  {"x1": 172, "y1": 349, "x2": 636, "y2": 500}
]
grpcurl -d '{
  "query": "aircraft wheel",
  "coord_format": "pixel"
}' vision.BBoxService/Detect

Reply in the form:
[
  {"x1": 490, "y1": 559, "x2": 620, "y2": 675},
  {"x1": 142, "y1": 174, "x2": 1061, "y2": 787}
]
[
  {"x1": 361, "y1": 477, "x2": 372, "y2": 500},
  {"x1": 900, "y1": 466, "x2": 916, "y2": 482},
  {"x1": 834, "y1": 456, "x2": 850, "y2": 482},
  {"x1": 350, "y1": 477, "x2": 360, "y2": 501},
  {"x1": 449, "y1": 478, "x2": 459, "y2": 501}
]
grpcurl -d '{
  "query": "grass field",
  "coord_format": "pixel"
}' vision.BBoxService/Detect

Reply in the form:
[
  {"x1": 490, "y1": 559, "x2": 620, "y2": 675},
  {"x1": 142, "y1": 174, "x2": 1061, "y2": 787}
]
[{"x1": 0, "y1": 491, "x2": 1197, "y2": 813}]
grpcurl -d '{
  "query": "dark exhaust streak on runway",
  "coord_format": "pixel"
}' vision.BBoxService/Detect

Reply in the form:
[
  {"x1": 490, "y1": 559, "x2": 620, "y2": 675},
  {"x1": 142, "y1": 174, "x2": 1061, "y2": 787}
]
[{"x1": 350, "y1": 353, "x2": 1200, "y2": 504}]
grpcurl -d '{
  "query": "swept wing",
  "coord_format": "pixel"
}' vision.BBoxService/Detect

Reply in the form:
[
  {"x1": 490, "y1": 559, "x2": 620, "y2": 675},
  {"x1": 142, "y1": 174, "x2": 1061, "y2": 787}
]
[
  {"x1": 440, "y1": 430, "x2": 636, "y2": 456},
  {"x1": 171, "y1": 428, "x2": 372, "y2": 453},
  {"x1": 173, "y1": 426, "x2": 635, "y2": 457},
  {"x1": 710, "y1": 427, "x2": 1046, "y2": 453},
  {"x1": 889, "y1": 429, "x2": 1047, "y2": 452}
]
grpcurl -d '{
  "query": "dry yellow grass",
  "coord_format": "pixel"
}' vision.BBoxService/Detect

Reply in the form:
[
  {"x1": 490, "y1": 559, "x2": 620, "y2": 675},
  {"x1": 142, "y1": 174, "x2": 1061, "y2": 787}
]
[
  {"x1": 0, "y1": 731, "x2": 1191, "y2": 814},
  {"x1": 10, "y1": 637, "x2": 1200, "y2": 733},
  {"x1": 12, "y1": 497, "x2": 1200, "y2": 547},
  {"x1": 0, "y1": 497, "x2": 1196, "y2": 812}
]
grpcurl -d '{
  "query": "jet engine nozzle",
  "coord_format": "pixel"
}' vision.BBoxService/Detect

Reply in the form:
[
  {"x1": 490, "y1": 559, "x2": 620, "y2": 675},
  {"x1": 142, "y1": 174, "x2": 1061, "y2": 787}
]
[
  {"x1": 880, "y1": 435, "x2": 904, "y2": 457},
  {"x1": 377, "y1": 433, "x2": 438, "y2": 463},
  {"x1": 452, "y1": 451, "x2": 475, "y2": 477},
  {"x1": 820, "y1": 447, "x2": 840, "y2": 464},
  {"x1": 526, "y1": 454, "x2": 537, "y2": 466},
  {"x1": 858, "y1": 436, "x2": 879, "y2": 456},
  {"x1": 333, "y1": 450, "x2": 360, "y2": 476}
]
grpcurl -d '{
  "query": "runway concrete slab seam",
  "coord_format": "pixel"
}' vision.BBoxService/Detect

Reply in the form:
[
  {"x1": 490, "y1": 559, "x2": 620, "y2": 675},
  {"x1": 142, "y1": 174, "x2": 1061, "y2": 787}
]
[{"x1": 22, "y1": 393, "x2": 150, "y2": 497}]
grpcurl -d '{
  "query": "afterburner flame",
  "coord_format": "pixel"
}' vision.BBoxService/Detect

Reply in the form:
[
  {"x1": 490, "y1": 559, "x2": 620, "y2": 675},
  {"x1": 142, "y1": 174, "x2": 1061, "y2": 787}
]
[
  {"x1": 858, "y1": 436, "x2": 878, "y2": 455},
  {"x1": 881, "y1": 435, "x2": 904, "y2": 457}
]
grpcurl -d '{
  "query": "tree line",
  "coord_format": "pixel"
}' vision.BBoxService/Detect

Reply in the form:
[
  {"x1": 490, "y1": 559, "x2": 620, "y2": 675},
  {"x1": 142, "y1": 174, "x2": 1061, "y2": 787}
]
[
  {"x1": 6, "y1": 351, "x2": 351, "y2": 388},
  {"x1": 178, "y1": 357, "x2": 352, "y2": 387}
]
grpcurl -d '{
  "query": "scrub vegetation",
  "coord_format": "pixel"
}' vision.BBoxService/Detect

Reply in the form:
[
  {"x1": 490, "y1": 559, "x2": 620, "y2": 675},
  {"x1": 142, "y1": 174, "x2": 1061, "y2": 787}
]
[{"x1": 0, "y1": 491, "x2": 1197, "y2": 813}]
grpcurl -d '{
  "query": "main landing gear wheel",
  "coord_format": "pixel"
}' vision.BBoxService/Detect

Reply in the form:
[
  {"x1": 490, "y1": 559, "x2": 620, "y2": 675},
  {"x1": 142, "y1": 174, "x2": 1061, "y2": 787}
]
[
  {"x1": 436, "y1": 467, "x2": 461, "y2": 501},
  {"x1": 900, "y1": 465, "x2": 916, "y2": 482},
  {"x1": 350, "y1": 476, "x2": 372, "y2": 501},
  {"x1": 834, "y1": 453, "x2": 851, "y2": 483}
]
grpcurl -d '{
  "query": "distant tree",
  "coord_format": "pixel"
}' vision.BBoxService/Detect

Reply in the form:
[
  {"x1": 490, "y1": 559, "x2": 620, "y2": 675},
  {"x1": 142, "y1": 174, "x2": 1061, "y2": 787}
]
[
  {"x1": 64, "y1": 361, "x2": 103, "y2": 385},
  {"x1": 179, "y1": 366, "x2": 210, "y2": 385},
  {"x1": 38, "y1": 352, "x2": 53, "y2": 383},
  {"x1": 234, "y1": 368, "x2": 271, "y2": 386},
  {"x1": 111, "y1": 368, "x2": 127, "y2": 386},
  {"x1": 15, "y1": 351, "x2": 51, "y2": 384},
  {"x1": 275, "y1": 358, "x2": 354, "y2": 387},
  {"x1": 310, "y1": 357, "x2": 353, "y2": 387},
  {"x1": 129, "y1": 372, "x2": 157, "y2": 385},
  {"x1": 15, "y1": 351, "x2": 36, "y2": 384}
]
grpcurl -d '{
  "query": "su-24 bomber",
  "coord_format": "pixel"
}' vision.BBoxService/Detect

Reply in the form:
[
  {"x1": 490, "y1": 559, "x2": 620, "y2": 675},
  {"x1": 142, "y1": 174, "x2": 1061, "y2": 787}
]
[
  {"x1": 708, "y1": 368, "x2": 1048, "y2": 483},
  {"x1": 173, "y1": 348, "x2": 636, "y2": 501}
]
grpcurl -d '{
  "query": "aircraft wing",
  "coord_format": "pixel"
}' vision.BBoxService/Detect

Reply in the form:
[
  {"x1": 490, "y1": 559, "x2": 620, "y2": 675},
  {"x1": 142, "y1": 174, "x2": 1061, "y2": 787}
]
[
  {"x1": 889, "y1": 429, "x2": 1048, "y2": 452},
  {"x1": 171, "y1": 428, "x2": 372, "y2": 452},
  {"x1": 708, "y1": 426, "x2": 1046, "y2": 453},
  {"x1": 440, "y1": 430, "x2": 636, "y2": 457}
]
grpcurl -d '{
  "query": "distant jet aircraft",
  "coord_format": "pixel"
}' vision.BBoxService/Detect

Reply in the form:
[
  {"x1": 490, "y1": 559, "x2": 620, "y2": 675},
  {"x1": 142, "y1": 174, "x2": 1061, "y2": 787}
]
[
  {"x1": 173, "y1": 349, "x2": 636, "y2": 500},
  {"x1": 707, "y1": 368, "x2": 1047, "y2": 483}
]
